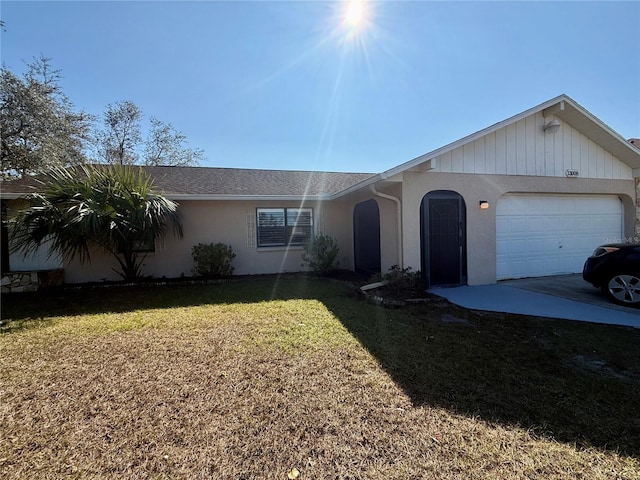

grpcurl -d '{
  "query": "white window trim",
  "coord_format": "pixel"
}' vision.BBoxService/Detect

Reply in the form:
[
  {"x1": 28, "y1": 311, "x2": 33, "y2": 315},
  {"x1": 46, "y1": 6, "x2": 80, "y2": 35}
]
[{"x1": 256, "y1": 207, "x2": 314, "y2": 248}]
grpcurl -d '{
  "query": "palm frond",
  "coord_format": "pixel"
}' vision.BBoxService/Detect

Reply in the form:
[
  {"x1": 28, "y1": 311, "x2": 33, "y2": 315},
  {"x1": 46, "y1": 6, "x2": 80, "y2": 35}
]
[{"x1": 9, "y1": 164, "x2": 183, "y2": 279}]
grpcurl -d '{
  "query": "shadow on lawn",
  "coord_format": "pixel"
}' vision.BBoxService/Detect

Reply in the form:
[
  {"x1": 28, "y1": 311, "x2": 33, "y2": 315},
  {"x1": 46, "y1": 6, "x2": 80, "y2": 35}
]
[
  {"x1": 2, "y1": 277, "x2": 639, "y2": 458},
  {"x1": 320, "y1": 296, "x2": 640, "y2": 459}
]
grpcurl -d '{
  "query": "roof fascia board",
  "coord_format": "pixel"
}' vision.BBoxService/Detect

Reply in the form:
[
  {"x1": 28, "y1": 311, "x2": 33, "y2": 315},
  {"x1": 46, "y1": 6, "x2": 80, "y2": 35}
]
[
  {"x1": 0, "y1": 192, "x2": 333, "y2": 202},
  {"x1": 164, "y1": 194, "x2": 332, "y2": 202},
  {"x1": 542, "y1": 100, "x2": 565, "y2": 117},
  {"x1": 557, "y1": 97, "x2": 640, "y2": 168},
  {"x1": 329, "y1": 174, "x2": 384, "y2": 199}
]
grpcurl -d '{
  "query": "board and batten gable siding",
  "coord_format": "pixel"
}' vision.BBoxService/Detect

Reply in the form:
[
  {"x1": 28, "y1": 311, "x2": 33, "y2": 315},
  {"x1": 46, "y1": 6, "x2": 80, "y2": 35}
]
[{"x1": 430, "y1": 112, "x2": 632, "y2": 180}]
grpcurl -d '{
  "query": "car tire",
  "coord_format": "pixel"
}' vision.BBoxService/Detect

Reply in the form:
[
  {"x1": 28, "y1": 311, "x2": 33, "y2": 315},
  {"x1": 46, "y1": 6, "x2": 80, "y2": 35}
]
[{"x1": 603, "y1": 273, "x2": 640, "y2": 307}]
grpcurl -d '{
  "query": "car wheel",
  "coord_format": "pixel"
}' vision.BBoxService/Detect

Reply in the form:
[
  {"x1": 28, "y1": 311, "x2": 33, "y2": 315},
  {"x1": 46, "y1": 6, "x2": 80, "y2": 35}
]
[{"x1": 604, "y1": 273, "x2": 640, "y2": 306}]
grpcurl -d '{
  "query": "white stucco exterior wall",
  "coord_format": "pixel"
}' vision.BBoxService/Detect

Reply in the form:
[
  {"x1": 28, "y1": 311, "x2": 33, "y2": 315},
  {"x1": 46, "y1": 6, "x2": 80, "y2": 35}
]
[
  {"x1": 61, "y1": 199, "x2": 356, "y2": 283},
  {"x1": 400, "y1": 172, "x2": 635, "y2": 285},
  {"x1": 347, "y1": 184, "x2": 402, "y2": 274},
  {"x1": 7, "y1": 101, "x2": 638, "y2": 286},
  {"x1": 393, "y1": 111, "x2": 637, "y2": 286}
]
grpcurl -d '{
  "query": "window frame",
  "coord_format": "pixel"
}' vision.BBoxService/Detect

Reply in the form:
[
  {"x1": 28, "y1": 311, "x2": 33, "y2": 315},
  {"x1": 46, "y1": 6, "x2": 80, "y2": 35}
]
[
  {"x1": 131, "y1": 232, "x2": 156, "y2": 253},
  {"x1": 256, "y1": 207, "x2": 314, "y2": 248}
]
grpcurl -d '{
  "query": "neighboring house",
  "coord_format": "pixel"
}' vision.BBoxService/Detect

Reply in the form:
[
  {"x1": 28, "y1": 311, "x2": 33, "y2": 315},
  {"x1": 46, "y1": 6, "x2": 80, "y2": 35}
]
[{"x1": 2, "y1": 94, "x2": 640, "y2": 286}]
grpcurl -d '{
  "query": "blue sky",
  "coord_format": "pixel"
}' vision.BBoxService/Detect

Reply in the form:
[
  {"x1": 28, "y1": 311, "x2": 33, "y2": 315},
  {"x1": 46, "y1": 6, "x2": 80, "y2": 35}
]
[{"x1": 2, "y1": 1, "x2": 639, "y2": 173}]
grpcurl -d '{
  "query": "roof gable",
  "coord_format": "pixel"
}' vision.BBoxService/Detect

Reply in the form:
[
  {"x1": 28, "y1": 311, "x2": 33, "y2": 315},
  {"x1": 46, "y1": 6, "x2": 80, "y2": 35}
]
[
  {"x1": 336, "y1": 94, "x2": 640, "y2": 196},
  {"x1": 387, "y1": 94, "x2": 640, "y2": 176},
  {"x1": 415, "y1": 110, "x2": 632, "y2": 179},
  {"x1": 335, "y1": 94, "x2": 640, "y2": 197}
]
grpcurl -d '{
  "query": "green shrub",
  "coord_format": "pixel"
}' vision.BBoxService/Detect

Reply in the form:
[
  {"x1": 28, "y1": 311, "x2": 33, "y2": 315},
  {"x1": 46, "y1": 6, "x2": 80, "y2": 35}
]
[
  {"x1": 191, "y1": 242, "x2": 236, "y2": 277},
  {"x1": 382, "y1": 265, "x2": 423, "y2": 298},
  {"x1": 301, "y1": 234, "x2": 340, "y2": 275}
]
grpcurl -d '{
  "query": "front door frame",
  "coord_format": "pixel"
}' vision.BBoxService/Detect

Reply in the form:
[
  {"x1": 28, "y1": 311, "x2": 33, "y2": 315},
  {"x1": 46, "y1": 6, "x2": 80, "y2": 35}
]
[
  {"x1": 353, "y1": 199, "x2": 381, "y2": 274},
  {"x1": 420, "y1": 190, "x2": 467, "y2": 288}
]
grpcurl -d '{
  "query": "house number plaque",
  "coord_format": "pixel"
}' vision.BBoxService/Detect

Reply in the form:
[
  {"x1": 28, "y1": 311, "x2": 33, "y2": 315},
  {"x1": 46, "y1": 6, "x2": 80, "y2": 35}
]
[{"x1": 565, "y1": 169, "x2": 579, "y2": 177}]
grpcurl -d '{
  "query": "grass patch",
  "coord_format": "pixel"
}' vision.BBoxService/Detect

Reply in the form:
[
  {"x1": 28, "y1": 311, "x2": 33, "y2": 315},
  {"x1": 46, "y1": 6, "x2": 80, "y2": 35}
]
[{"x1": 1, "y1": 277, "x2": 639, "y2": 479}]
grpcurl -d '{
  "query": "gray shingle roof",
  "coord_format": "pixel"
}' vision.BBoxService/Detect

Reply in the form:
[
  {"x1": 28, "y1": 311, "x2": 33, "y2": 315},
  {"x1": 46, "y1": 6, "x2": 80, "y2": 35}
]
[
  {"x1": 144, "y1": 166, "x2": 374, "y2": 197},
  {"x1": 0, "y1": 165, "x2": 375, "y2": 198}
]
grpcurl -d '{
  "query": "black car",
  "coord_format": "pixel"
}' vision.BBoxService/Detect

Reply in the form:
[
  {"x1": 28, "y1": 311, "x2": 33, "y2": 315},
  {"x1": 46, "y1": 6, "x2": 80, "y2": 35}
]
[{"x1": 583, "y1": 243, "x2": 640, "y2": 306}]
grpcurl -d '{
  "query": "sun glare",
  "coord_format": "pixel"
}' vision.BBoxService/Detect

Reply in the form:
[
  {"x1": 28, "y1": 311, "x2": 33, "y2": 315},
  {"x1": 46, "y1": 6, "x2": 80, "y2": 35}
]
[{"x1": 344, "y1": 0, "x2": 366, "y2": 28}]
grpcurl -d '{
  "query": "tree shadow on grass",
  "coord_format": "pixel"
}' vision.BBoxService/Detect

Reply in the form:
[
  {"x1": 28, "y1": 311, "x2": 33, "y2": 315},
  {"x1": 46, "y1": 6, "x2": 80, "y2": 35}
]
[
  {"x1": 2, "y1": 277, "x2": 639, "y2": 458},
  {"x1": 322, "y1": 294, "x2": 640, "y2": 459}
]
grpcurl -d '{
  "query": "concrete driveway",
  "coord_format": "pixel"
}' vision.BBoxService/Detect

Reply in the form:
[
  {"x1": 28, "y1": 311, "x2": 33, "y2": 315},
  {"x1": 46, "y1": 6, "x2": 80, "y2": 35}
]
[{"x1": 430, "y1": 274, "x2": 640, "y2": 328}]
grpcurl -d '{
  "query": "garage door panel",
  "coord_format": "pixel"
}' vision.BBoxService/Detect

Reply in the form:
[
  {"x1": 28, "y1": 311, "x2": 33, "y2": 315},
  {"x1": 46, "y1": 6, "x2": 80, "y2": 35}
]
[
  {"x1": 528, "y1": 218, "x2": 543, "y2": 232},
  {"x1": 574, "y1": 218, "x2": 593, "y2": 232},
  {"x1": 496, "y1": 195, "x2": 623, "y2": 280}
]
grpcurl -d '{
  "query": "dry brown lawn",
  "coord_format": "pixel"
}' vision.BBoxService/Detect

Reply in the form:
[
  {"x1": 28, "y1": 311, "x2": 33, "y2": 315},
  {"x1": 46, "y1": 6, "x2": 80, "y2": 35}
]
[{"x1": 1, "y1": 277, "x2": 639, "y2": 479}]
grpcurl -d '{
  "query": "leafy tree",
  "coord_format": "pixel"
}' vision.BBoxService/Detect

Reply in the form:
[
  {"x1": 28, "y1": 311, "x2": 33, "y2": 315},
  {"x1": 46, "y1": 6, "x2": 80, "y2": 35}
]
[
  {"x1": 0, "y1": 56, "x2": 92, "y2": 178},
  {"x1": 96, "y1": 101, "x2": 203, "y2": 167},
  {"x1": 98, "y1": 100, "x2": 142, "y2": 165},
  {"x1": 9, "y1": 165, "x2": 183, "y2": 280},
  {"x1": 144, "y1": 117, "x2": 204, "y2": 166}
]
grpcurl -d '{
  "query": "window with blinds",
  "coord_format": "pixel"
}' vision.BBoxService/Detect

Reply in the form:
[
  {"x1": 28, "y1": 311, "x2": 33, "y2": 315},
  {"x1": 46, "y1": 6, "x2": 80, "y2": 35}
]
[{"x1": 256, "y1": 208, "x2": 313, "y2": 247}]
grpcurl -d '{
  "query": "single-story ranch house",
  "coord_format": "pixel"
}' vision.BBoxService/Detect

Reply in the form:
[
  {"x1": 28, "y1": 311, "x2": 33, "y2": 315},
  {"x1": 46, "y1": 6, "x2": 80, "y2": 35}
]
[{"x1": 2, "y1": 94, "x2": 640, "y2": 287}]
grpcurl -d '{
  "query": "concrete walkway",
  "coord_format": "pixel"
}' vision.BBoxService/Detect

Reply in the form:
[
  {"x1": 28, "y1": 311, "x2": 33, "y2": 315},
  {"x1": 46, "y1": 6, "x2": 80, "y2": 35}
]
[{"x1": 430, "y1": 276, "x2": 640, "y2": 328}]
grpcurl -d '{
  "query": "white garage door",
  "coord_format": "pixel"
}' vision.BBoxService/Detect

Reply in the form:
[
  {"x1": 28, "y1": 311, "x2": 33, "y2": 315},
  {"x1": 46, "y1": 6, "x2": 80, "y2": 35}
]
[{"x1": 496, "y1": 194, "x2": 623, "y2": 280}]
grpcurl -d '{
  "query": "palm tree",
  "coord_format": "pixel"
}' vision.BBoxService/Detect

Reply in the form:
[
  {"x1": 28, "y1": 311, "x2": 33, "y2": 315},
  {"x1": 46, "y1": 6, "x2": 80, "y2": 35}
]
[{"x1": 10, "y1": 164, "x2": 183, "y2": 280}]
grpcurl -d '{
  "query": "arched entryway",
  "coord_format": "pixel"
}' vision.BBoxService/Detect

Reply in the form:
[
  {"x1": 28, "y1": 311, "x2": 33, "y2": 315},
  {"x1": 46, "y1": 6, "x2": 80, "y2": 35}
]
[
  {"x1": 420, "y1": 191, "x2": 467, "y2": 287},
  {"x1": 353, "y1": 199, "x2": 381, "y2": 274}
]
